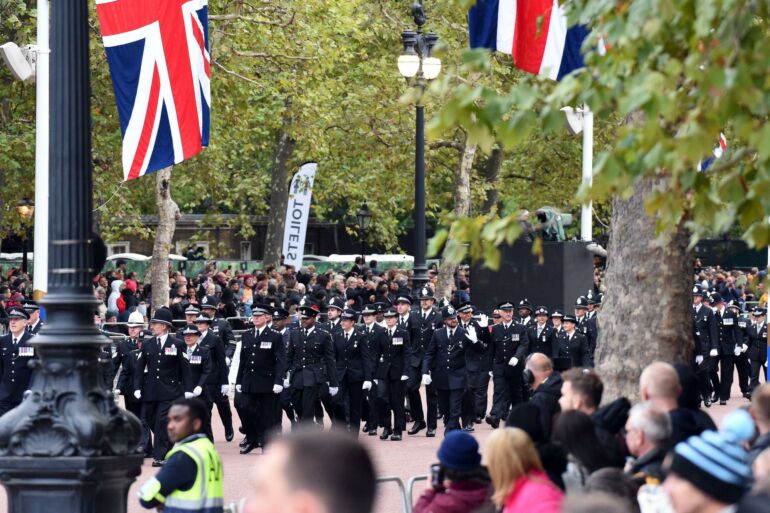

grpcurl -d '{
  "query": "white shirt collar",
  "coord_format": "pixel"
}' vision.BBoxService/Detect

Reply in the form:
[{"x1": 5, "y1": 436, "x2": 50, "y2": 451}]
[{"x1": 158, "y1": 333, "x2": 168, "y2": 345}]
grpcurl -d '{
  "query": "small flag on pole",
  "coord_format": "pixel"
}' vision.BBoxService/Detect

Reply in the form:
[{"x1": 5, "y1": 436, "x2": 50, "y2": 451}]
[{"x1": 697, "y1": 132, "x2": 727, "y2": 172}]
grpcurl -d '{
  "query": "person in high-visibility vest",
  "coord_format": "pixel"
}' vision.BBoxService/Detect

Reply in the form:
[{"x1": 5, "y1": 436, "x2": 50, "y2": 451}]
[{"x1": 139, "y1": 398, "x2": 224, "y2": 513}]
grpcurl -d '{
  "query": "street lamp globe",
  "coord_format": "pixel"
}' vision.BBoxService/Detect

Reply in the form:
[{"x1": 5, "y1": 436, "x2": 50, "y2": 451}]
[
  {"x1": 421, "y1": 56, "x2": 441, "y2": 80},
  {"x1": 16, "y1": 198, "x2": 34, "y2": 221},
  {"x1": 356, "y1": 204, "x2": 373, "y2": 231},
  {"x1": 398, "y1": 53, "x2": 420, "y2": 78}
]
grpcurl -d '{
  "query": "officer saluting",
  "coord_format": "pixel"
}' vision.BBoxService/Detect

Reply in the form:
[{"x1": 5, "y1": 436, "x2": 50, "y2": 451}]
[
  {"x1": 485, "y1": 301, "x2": 530, "y2": 428},
  {"x1": 193, "y1": 312, "x2": 233, "y2": 442},
  {"x1": 286, "y1": 299, "x2": 338, "y2": 424},
  {"x1": 133, "y1": 307, "x2": 194, "y2": 467},
  {"x1": 235, "y1": 306, "x2": 285, "y2": 454},
  {"x1": 0, "y1": 307, "x2": 36, "y2": 416},
  {"x1": 422, "y1": 305, "x2": 486, "y2": 434}
]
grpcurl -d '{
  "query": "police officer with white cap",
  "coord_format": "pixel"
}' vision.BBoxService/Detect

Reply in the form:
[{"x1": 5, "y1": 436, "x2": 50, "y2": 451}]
[{"x1": 113, "y1": 310, "x2": 146, "y2": 420}]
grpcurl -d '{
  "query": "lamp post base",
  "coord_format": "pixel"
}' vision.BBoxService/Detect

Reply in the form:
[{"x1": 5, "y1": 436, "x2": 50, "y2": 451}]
[{"x1": 0, "y1": 455, "x2": 143, "y2": 513}]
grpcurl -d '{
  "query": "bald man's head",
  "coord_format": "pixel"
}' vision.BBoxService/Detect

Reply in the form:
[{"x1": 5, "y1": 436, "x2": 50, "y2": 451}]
[
  {"x1": 639, "y1": 362, "x2": 681, "y2": 402},
  {"x1": 526, "y1": 353, "x2": 553, "y2": 373}
]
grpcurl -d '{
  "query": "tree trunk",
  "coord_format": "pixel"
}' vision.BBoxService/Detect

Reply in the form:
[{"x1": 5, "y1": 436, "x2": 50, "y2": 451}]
[
  {"x1": 435, "y1": 142, "x2": 476, "y2": 299},
  {"x1": 263, "y1": 123, "x2": 296, "y2": 268},
  {"x1": 151, "y1": 168, "x2": 180, "y2": 314},
  {"x1": 595, "y1": 176, "x2": 693, "y2": 401},
  {"x1": 481, "y1": 146, "x2": 503, "y2": 214}
]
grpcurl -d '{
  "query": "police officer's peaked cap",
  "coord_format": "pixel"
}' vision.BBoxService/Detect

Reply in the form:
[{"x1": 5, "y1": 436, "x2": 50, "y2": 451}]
[
  {"x1": 457, "y1": 302, "x2": 474, "y2": 314},
  {"x1": 7, "y1": 307, "x2": 29, "y2": 320},
  {"x1": 150, "y1": 307, "x2": 174, "y2": 327},
  {"x1": 752, "y1": 307, "x2": 766, "y2": 317},
  {"x1": 395, "y1": 296, "x2": 413, "y2": 305},
  {"x1": 550, "y1": 309, "x2": 564, "y2": 318},
  {"x1": 383, "y1": 308, "x2": 399, "y2": 318},
  {"x1": 534, "y1": 306, "x2": 549, "y2": 316},
  {"x1": 22, "y1": 300, "x2": 39, "y2": 312},
  {"x1": 194, "y1": 312, "x2": 213, "y2": 324},
  {"x1": 562, "y1": 314, "x2": 578, "y2": 323},
  {"x1": 340, "y1": 308, "x2": 357, "y2": 320},
  {"x1": 181, "y1": 324, "x2": 200, "y2": 336},
  {"x1": 252, "y1": 306, "x2": 271, "y2": 316},
  {"x1": 184, "y1": 304, "x2": 201, "y2": 316},
  {"x1": 361, "y1": 304, "x2": 377, "y2": 316},
  {"x1": 497, "y1": 301, "x2": 515, "y2": 311}
]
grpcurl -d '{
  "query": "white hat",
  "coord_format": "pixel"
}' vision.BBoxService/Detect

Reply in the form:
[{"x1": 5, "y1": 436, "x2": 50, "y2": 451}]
[{"x1": 127, "y1": 311, "x2": 145, "y2": 327}]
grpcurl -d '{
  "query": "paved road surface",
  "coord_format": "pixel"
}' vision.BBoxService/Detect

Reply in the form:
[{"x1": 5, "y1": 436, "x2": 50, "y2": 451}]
[{"x1": 0, "y1": 371, "x2": 758, "y2": 513}]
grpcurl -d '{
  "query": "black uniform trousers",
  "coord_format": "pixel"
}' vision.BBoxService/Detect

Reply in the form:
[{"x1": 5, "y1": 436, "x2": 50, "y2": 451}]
[
  {"x1": 237, "y1": 391, "x2": 278, "y2": 444},
  {"x1": 204, "y1": 385, "x2": 233, "y2": 435},
  {"x1": 292, "y1": 385, "x2": 323, "y2": 424},
  {"x1": 468, "y1": 370, "x2": 490, "y2": 419},
  {"x1": 406, "y1": 365, "x2": 438, "y2": 429},
  {"x1": 750, "y1": 358, "x2": 767, "y2": 391},
  {"x1": 279, "y1": 388, "x2": 296, "y2": 428},
  {"x1": 142, "y1": 400, "x2": 173, "y2": 461},
  {"x1": 124, "y1": 397, "x2": 151, "y2": 452},
  {"x1": 718, "y1": 354, "x2": 734, "y2": 401},
  {"x1": 365, "y1": 388, "x2": 379, "y2": 428},
  {"x1": 437, "y1": 388, "x2": 465, "y2": 433},
  {"x1": 693, "y1": 357, "x2": 714, "y2": 402},
  {"x1": 735, "y1": 353, "x2": 750, "y2": 394},
  {"x1": 332, "y1": 380, "x2": 364, "y2": 437},
  {"x1": 376, "y1": 379, "x2": 406, "y2": 432},
  {"x1": 490, "y1": 364, "x2": 524, "y2": 420}
]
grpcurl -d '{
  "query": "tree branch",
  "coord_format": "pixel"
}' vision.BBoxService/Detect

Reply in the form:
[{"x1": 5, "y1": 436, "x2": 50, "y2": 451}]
[
  {"x1": 212, "y1": 60, "x2": 260, "y2": 85},
  {"x1": 703, "y1": 147, "x2": 754, "y2": 175},
  {"x1": 429, "y1": 140, "x2": 464, "y2": 151},
  {"x1": 209, "y1": 12, "x2": 295, "y2": 27},
  {"x1": 232, "y1": 49, "x2": 311, "y2": 61}
]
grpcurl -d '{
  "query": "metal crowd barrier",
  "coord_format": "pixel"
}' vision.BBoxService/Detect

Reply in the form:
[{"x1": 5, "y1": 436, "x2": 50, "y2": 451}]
[
  {"x1": 406, "y1": 475, "x2": 428, "y2": 510},
  {"x1": 376, "y1": 476, "x2": 411, "y2": 513}
]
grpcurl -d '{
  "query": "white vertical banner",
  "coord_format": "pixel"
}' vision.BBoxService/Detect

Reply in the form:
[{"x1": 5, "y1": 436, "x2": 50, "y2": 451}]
[{"x1": 282, "y1": 162, "x2": 317, "y2": 269}]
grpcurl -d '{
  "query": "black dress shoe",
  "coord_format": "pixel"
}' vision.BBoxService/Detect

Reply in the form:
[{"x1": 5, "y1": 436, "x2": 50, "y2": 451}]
[
  {"x1": 362, "y1": 424, "x2": 371, "y2": 433},
  {"x1": 719, "y1": 400, "x2": 727, "y2": 405},
  {"x1": 485, "y1": 415, "x2": 499, "y2": 429},
  {"x1": 408, "y1": 421, "x2": 426, "y2": 435},
  {"x1": 379, "y1": 428, "x2": 392, "y2": 440},
  {"x1": 463, "y1": 425, "x2": 475, "y2": 433},
  {"x1": 225, "y1": 429, "x2": 234, "y2": 442},
  {"x1": 151, "y1": 459, "x2": 164, "y2": 467},
  {"x1": 239, "y1": 437, "x2": 249, "y2": 448},
  {"x1": 474, "y1": 417, "x2": 483, "y2": 424},
  {"x1": 391, "y1": 432, "x2": 402, "y2": 441},
  {"x1": 240, "y1": 442, "x2": 258, "y2": 454},
  {"x1": 426, "y1": 428, "x2": 436, "y2": 437},
  {"x1": 239, "y1": 426, "x2": 245, "y2": 434},
  {"x1": 368, "y1": 428, "x2": 378, "y2": 436},
  {"x1": 703, "y1": 398, "x2": 712, "y2": 408}
]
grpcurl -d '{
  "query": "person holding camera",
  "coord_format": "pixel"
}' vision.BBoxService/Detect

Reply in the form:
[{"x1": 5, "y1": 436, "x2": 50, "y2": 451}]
[{"x1": 412, "y1": 431, "x2": 492, "y2": 513}]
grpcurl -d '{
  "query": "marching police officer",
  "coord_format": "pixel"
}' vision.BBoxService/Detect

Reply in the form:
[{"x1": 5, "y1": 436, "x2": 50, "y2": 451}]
[
  {"x1": 199, "y1": 295, "x2": 236, "y2": 360},
  {"x1": 331, "y1": 307, "x2": 371, "y2": 437},
  {"x1": 485, "y1": 301, "x2": 530, "y2": 428},
  {"x1": 748, "y1": 307, "x2": 767, "y2": 393},
  {"x1": 0, "y1": 307, "x2": 35, "y2": 416},
  {"x1": 23, "y1": 301, "x2": 43, "y2": 335},
  {"x1": 730, "y1": 301, "x2": 751, "y2": 399},
  {"x1": 113, "y1": 310, "x2": 146, "y2": 419},
  {"x1": 556, "y1": 315, "x2": 591, "y2": 369},
  {"x1": 457, "y1": 303, "x2": 489, "y2": 429},
  {"x1": 406, "y1": 287, "x2": 441, "y2": 437},
  {"x1": 180, "y1": 325, "x2": 211, "y2": 435},
  {"x1": 175, "y1": 305, "x2": 201, "y2": 339},
  {"x1": 692, "y1": 286, "x2": 719, "y2": 406},
  {"x1": 422, "y1": 305, "x2": 486, "y2": 434},
  {"x1": 711, "y1": 293, "x2": 740, "y2": 405},
  {"x1": 133, "y1": 307, "x2": 193, "y2": 467},
  {"x1": 528, "y1": 306, "x2": 558, "y2": 357},
  {"x1": 574, "y1": 296, "x2": 597, "y2": 366},
  {"x1": 373, "y1": 307, "x2": 410, "y2": 440},
  {"x1": 361, "y1": 304, "x2": 388, "y2": 435},
  {"x1": 516, "y1": 299, "x2": 535, "y2": 328},
  {"x1": 194, "y1": 312, "x2": 233, "y2": 441},
  {"x1": 320, "y1": 296, "x2": 345, "y2": 335},
  {"x1": 270, "y1": 308, "x2": 296, "y2": 428},
  {"x1": 235, "y1": 306, "x2": 285, "y2": 454},
  {"x1": 286, "y1": 300, "x2": 338, "y2": 424}
]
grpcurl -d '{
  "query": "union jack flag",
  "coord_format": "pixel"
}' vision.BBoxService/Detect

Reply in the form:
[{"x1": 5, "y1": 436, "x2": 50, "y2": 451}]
[
  {"x1": 698, "y1": 132, "x2": 727, "y2": 172},
  {"x1": 96, "y1": 0, "x2": 211, "y2": 181}
]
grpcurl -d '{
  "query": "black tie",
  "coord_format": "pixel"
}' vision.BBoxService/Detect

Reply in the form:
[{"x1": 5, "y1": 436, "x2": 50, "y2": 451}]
[
  {"x1": 13, "y1": 338, "x2": 17, "y2": 345},
  {"x1": 345, "y1": 332, "x2": 350, "y2": 342},
  {"x1": 449, "y1": 329, "x2": 454, "y2": 339}
]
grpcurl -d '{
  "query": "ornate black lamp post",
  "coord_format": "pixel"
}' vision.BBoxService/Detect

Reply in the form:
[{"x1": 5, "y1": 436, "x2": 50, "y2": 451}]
[
  {"x1": 15, "y1": 198, "x2": 34, "y2": 274},
  {"x1": 0, "y1": 2, "x2": 142, "y2": 512},
  {"x1": 398, "y1": 2, "x2": 441, "y2": 292},
  {"x1": 356, "y1": 204, "x2": 373, "y2": 262}
]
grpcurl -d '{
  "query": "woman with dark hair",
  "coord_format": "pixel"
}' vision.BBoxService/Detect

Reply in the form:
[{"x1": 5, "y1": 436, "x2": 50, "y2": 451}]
[{"x1": 552, "y1": 410, "x2": 614, "y2": 493}]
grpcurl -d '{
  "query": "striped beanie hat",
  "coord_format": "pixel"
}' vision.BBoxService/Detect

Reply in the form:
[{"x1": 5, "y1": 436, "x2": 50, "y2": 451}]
[{"x1": 666, "y1": 409, "x2": 755, "y2": 504}]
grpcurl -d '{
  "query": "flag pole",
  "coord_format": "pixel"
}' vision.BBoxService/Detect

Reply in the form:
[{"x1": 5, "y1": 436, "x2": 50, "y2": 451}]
[
  {"x1": 580, "y1": 106, "x2": 593, "y2": 242},
  {"x1": 32, "y1": 0, "x2": 49, "y2": 302}
]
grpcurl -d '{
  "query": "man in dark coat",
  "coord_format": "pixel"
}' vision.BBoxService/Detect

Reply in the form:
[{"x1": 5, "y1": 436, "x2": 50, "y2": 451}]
[
  {"x1": 747, "y1": 307, "x2": 767, "y2": 393},
  {"x1": 286, "y1": 300, "x2": 338, "y2": 425},
  {"x1": 199, "y1": 296, "x2": 236, "y2": 359},
  {"x1": 523, "y1": 353, "x2": 563, "y2": 438},
  {"x1": 406, "y1": 287, "x2": 441, "y2": 437},
  {"x1": 360, "y1": 304, "x2": 388, "y2": 436},
  {"x1": 692, "y1": 285, "x2": 719, "y2": 406},
  {"x1": 0, "y1": 307, "x2": 35, "y2": 416},
  {"x1": 456, "y1": 303, "x2": 490, "y2": 430},
  {"x1": 372, "y1": 307, "x2": 410, "y2": 440},
  {"x1": 711, "y1": 293, "x2": 740, "y2": 405},
  {"x1": 235, "y1": 306, "x2": 285, "y2": 453},
  {"x1": 331, "y1": 308, "x2": 371, "y2": 437},
  {"x1": 133, "y1": 307, "x2": 193, "y2": 467},
  {"x1": 194, "y1": 312, "x2": 233, "y2": 441},
  {"x1": 422, "y1": 305, "x2": 486, "y2": 434}
]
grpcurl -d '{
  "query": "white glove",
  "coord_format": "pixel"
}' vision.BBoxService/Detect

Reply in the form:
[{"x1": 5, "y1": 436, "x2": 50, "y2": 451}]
[
  {"x1": 373, "y1": 379, "x2": 379, "y2": 385},
  {"x1": 114, "y1": 389, "x2": 121, "y2": 396},
  {"x1": 742, "y1": 344, "x2": 748, "y2": 354},
  {"x1": 466, "y1": 326, "x2": 478, "y2": 343},
  {"x1": 193, "y1": 386, "x2": 203, "y2": 397},
  {"x1": 400, "y1": 375, "x2": 409, "y2": 381},
  {"x1": 489, "y1": 371, "x2": 493, "y2": 377},
  {"x1": 422, "y1": 374, "x2": 432, "y2": 386},
  {"x1": 283, "y1": 378, "x2": 290, "y2": 388},
  {"x1": 184, "y1": 392, "x2": 194, "y2": 399},
  {"x1": 273, "y1": 384, "x2": 283, "y2": 394},
  {"x1": 220, "y1": 384, "x2": 229, "y2": 396},
  {"x1": 478, "y1": 314, "x2": 489, "y2": 328},
  {"x1": 709, "y1": 349, "x2": 718, "y2": 357},
  {"x1": 734, "y1": 346, "x2": 742, "y2": 356},
  {"x1": 226, "y1": 357, "x2": 231, "y2": 366},
  {"x1": 235, "y1": 384, "x2": 242, "y2": 393},
  {"x1": 508, "y1": 357, "x2": 519, "y2": 366},
  {"x1": 329, "y1": 387, "x2": 339, "y2": 397},
  {"x1": 695, "y1": 355, "x2": 704, "y2": 365},
  {"x1": 133, "y1": 390, "x2": 141, "y2": 400},
  {"x1": 362, "y1": 380, "x2": 372, "y2": 391}
]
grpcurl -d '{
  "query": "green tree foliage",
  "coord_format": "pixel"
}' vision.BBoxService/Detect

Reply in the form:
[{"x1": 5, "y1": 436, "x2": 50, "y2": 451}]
[{"x1": 431, "y1": 0, "x2": 770, "y2": 267}]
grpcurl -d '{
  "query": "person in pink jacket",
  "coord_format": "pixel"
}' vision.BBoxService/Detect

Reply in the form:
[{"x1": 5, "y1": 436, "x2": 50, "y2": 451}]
[{"x1": 485, "y1": 427, "x2": 564, "y2": 513}]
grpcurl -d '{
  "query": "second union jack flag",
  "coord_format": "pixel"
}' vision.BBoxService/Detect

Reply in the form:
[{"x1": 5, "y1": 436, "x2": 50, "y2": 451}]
[{"x1": 96, "y1": 0, "x2": 211, "y2": 181}]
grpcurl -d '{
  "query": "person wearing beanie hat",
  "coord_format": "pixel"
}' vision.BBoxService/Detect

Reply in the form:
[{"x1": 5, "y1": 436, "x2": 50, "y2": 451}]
[
  {"x1": 412, "y1": 431, "x2": 492, "y2": 513},
  {"x1": 663, "y1": 409, "x2": 756, "y2": 513}
]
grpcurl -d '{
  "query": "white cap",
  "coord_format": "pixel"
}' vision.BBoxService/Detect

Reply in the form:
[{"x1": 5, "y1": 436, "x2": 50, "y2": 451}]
[{"x1": 127, "y1": 311, "x2": 145, "y2": 327}]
